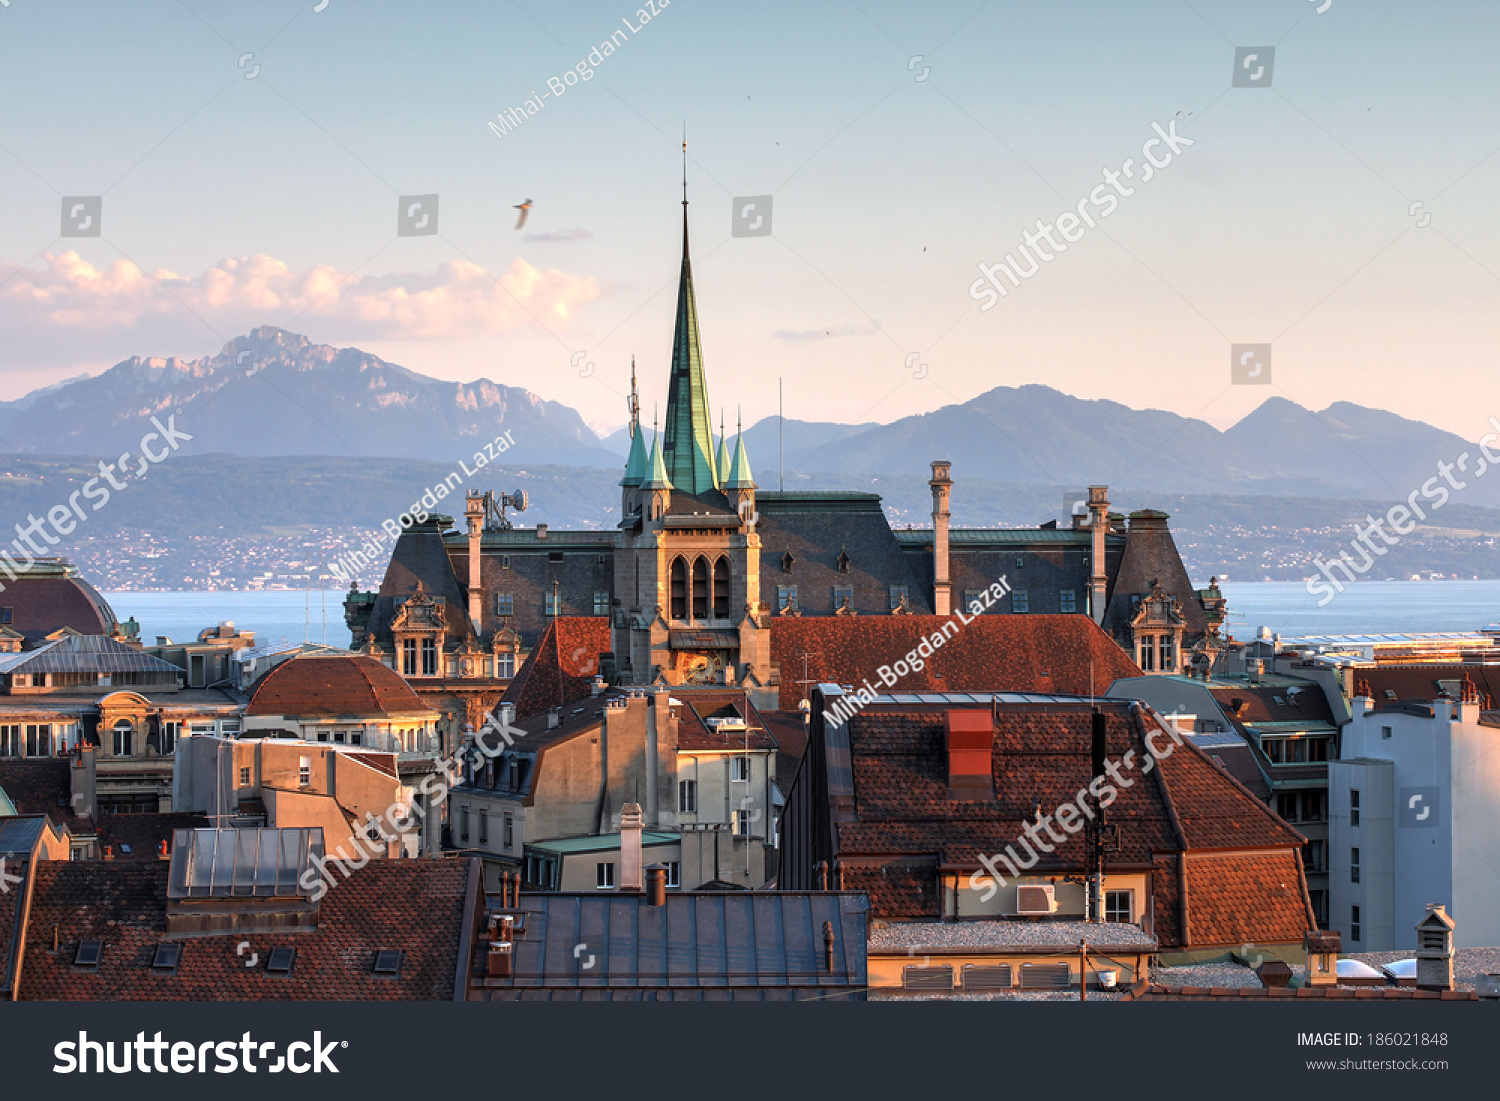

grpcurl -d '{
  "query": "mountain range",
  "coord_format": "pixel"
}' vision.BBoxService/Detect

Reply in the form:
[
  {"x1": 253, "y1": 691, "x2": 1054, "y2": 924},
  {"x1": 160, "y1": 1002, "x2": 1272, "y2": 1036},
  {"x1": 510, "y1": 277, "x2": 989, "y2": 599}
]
[{"x1": 3, "y1": 328, "x2": 1493, "y2": 509}]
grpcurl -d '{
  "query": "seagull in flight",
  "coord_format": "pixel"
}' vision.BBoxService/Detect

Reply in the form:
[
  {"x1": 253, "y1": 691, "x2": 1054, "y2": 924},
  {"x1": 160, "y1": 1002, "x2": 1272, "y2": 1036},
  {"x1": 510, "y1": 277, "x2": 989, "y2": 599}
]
[{"x1": 514, "y1": 199, "x2": 533, "y2": 230}]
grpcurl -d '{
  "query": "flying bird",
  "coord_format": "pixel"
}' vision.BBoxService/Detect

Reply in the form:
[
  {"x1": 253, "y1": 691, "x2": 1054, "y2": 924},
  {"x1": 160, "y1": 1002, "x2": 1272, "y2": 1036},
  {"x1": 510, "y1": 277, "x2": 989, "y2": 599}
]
[{"x1": 513, "y1": 199, "x2": 533, "y2": 230}]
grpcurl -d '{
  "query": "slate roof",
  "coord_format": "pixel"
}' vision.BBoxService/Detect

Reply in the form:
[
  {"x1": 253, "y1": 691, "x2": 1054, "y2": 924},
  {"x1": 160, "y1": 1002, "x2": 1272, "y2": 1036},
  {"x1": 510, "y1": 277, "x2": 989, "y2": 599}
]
[
  {"x1": 15, "y1": 857, "x2": 471, "y2": 1000},
  {"x1": 500, "y1": 617, "x2": 610, "y2": 721},
  {"x1": 1100, "y1": 510, "x2": 1208, "y2": 641},
  {"x1": 823, "y1": 697, "x2": 1310, "y2": 947},
  {"x1": 96, "y1": 813, "x2": 210, "y2": 860},
  {"x1": 769, "y1": 615, "x2": 1143, "y2": 711},
  {"x1": 468, "y1": 890, "x2": 868, "y2": 1001},
  {"x1": 0, "y1": 758, "x2": 81, "y2": 829},
  {"x1": 366, "y1": 518, "x2": 475, "y2": 645},
  {"x1": 246, "y1": 655, "x2": 435, "y2": 717},
  {"x1": 761, "y1": 709, "x2": 810, "y2": 787}
]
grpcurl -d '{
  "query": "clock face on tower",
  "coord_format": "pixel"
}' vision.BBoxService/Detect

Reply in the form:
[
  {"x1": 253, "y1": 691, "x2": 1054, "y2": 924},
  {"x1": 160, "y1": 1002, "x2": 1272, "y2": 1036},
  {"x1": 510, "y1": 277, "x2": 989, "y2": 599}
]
[{"x1": 676, "y1": 650, "x2": 725, "y2": 685}]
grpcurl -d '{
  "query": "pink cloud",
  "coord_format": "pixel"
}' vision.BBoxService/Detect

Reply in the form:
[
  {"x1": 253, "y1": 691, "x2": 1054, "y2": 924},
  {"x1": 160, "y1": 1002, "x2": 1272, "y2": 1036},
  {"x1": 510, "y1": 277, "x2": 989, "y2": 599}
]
[{"x1": 0, "y1": 251, "x2": 600, "y2": 340}]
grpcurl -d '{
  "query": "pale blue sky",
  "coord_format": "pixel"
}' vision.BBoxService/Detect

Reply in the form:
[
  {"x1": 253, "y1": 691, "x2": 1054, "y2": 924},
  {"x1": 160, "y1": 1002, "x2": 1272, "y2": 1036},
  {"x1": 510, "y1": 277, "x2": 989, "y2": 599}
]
[{"x1": 0, "y1": 0, "x2": 1496, "y2": 440}]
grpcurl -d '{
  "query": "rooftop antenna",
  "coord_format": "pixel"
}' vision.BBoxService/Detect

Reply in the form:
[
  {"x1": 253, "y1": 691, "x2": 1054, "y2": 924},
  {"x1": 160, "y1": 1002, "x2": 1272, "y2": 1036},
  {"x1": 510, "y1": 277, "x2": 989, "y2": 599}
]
[
  {"x1": 779, "y1": 377, "x2": 784, "y2": 492},
  {"x1": 627, "y1": 356, "x2": 639, "y2": 438}
]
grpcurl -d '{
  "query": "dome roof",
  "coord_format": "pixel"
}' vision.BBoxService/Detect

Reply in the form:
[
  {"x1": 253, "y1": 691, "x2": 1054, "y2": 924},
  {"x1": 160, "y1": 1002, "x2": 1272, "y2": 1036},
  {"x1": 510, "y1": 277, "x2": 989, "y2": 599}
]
[{"x1": 246, "y1": 655, "x2": 436, "y2": 717}]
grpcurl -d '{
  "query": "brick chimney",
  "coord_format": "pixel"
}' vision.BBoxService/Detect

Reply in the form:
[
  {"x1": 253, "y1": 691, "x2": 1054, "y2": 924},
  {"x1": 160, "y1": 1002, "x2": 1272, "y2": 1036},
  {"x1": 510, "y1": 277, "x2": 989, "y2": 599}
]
[
  {"x1": 944, "y1": 710, "x2": 993, "y2": 801},
  {"x1": 1087, "y1": 486, "x2": 1109, "y2": 624},
  {"x1": 619, "y1": 802, "x2": 644, "y2": 891},
  {"x1": 930, "y1": 461, "x2": 953, "y2": 616}
]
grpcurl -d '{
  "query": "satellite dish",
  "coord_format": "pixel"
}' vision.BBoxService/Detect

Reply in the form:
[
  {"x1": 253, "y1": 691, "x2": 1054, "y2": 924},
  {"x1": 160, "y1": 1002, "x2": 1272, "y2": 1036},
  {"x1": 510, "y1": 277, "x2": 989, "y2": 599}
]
[{"x1": 510, "y1": 489, "x2": 528, "y2": 513}]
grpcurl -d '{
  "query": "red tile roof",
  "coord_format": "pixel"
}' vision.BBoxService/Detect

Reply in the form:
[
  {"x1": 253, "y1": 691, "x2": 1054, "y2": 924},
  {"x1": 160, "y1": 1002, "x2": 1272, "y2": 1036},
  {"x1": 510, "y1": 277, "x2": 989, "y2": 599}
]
[
  {"x1": 1208, "y1": 684, "x2": 1336, "y2": 727},
  {"x1": 822, "y1": 699, "x2": 1308, "y2": 947},
  {"x1": 500, "y1": 617, "x2": 610, "y2": 721},
  {"x1": 1361, "y1": 663, "x2": 1500, "y2": 709},
  {"x1": 675, "y1": 692, "x2": 778, "y2": 751},
  {"x1": 246, "y1": 655, "x2": 436, "y2": 717},
  {"x1": 769, "y1": 615, "x2": 1141, "y2": 710},
  {"x1": 16, "y1": 857, "x2": 472, "y2": 1000}
]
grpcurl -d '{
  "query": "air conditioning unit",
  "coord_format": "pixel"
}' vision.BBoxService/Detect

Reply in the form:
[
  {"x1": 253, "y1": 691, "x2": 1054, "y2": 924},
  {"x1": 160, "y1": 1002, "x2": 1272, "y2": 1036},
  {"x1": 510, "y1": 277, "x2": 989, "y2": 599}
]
[{"x1": 1015, "y1": 884, "x2": 1056, "y2": 916}]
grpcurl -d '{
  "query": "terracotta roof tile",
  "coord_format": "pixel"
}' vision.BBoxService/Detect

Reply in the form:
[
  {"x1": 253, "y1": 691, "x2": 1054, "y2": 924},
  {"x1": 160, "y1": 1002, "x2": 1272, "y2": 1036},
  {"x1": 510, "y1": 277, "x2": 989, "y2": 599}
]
[
  {"x1": 769, "y1": 615, "x2": 1141, "y2": 710},
  {"x1": 246, "y1": 655, "x2": 435, "y2": 717},
  {"x1": 500, "y1": 618, "x2": 610, "y2": 721},
  {"x1": 16, "y1": 857, "x2": 470, "y2": 1001}
]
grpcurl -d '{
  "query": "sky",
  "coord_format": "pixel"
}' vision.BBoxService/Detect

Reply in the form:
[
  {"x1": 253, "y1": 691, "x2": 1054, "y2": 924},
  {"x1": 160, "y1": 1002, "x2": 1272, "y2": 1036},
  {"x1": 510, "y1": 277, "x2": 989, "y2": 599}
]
[{"x1": 0, "y1": 0, "x2": 1497, "y2": 441}]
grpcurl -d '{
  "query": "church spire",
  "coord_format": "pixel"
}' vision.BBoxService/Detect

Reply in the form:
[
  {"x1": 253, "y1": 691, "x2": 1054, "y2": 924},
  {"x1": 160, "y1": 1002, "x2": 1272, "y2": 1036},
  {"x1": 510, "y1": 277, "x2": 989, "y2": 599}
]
[
  {"x1": 661, "y1": 134, "x2": 719, "y2": 496},
  {"x1": 621, "y1": 358, "x2": 648, "y2": 487}
]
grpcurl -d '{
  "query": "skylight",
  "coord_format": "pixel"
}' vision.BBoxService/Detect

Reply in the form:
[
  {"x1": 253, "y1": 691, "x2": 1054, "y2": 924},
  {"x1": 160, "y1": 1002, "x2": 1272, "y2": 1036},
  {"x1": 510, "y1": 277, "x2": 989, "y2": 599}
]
[
  {"x1": 75, "y1": 940, "x2": 102, "y2": 968},
  {"x1": 151, "y1": 943, "x2": 181, "y2": 971},
  {"x1": 266, "y1": 947, "x2": 296, "y2": 974},
  {"x1": 373, "y1": 949, "x2": 403, "y2": 976}
]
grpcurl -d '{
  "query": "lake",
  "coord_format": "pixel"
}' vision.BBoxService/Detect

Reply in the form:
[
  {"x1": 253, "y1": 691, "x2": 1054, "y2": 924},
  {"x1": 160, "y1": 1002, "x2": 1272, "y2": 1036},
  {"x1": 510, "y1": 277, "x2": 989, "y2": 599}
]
[{"x1": 101, "y1": 580, "x2": 1500, "y2": 653}]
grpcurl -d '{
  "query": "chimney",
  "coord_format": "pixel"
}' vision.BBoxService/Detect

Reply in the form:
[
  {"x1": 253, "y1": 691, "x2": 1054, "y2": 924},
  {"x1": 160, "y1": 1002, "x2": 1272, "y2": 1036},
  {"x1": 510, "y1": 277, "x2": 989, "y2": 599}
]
[
  {"x1": 547, "y1": 706, "x2": 561, "y2": 730},
  {"x1": 465, "y1": 492, "x2": 485, "y2": 632},
  {"x1": 619, "y1": 802, "x2": 644, "y2": 891},
  {"x1": 944, "y1": 710, "x2": 994, "y2": 800},
  {"x1": 536, "y1": 523, "x2": 548, "y2": 540},
  {"x1": 645, "y1": 863, "x2": 667, "y2": 906},
  {"x1": 1415, "y1": 903, "x2": 1456, "y2": 991},
  {"x1": 1087, "y1": 486, "x2": 1109, "y2": 624},
  {"x1": 823, "y1": 920, "x2": 836, "y2": 972},
  {"x1": 929, "y1": 461, "x2": 953, "y2": 616},
  {"x1": 1303, "y1": 930, "x2": 1340, "y2": 987}
]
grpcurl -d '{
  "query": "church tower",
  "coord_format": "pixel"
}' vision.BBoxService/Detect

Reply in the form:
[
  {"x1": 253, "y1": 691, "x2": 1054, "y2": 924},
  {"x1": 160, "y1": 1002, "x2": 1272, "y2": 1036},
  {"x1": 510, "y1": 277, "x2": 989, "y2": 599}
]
[{"x1": 610, "y1": 158, "x2": 767, "y2": 690}]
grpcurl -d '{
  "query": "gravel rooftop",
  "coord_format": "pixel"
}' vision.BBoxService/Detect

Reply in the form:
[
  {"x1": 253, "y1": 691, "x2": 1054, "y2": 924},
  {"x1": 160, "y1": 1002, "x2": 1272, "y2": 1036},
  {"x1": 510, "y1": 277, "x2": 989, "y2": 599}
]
[{"x1": 869, "y1": 921, "x2": 1157, "y2": 952}]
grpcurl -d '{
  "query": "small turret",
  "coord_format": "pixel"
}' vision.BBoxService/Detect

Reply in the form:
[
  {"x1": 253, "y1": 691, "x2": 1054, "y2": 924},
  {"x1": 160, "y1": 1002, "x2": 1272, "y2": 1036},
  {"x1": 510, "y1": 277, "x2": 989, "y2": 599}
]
[{"x1": 641, "y1": 428, "x2": 673, "y2": 524}]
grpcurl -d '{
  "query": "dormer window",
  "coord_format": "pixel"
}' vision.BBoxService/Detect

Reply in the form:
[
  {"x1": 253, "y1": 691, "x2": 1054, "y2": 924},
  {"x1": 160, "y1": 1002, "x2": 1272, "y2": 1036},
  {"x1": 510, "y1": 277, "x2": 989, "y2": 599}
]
[
  {"x1": 781, "y1": 551, "x2": 795, "y2": 573},
  {"x1": 836, "y1": 550, "x2": 850, "y2": 573}
]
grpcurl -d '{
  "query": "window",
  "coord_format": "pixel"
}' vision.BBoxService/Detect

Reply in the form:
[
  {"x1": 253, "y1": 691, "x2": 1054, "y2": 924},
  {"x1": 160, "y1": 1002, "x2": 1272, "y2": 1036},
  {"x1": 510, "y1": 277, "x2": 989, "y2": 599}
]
[
  {"x1": 1350, "y1": 788, "x2": 1360, "y2": 827},
  {"x1": 1351, "y1": 905, "x2": 1361, "y2": 943},
  {"x1": 298, "y1": 756, "x2": 312, "y2": 786},
  {"x1": 75, "y1": 940, "x2": 103, "y2": 968},
  {"x1": 497, "y1": 652, "x2": 515, "y2": 678},
  {"x1": 421, "y1": 638, "x2": 437, "y2": 676},
  {"x1": 544, "y1": 590, "x2": 559, "y2": 617},
  {"x1": 678, "y1": 779, "x2": 697, "y2": 813},
  {"x1": 593, "y1": 591, "x2": 610, "y2": 616},
  {"x1": 1264, "y1": 737, "x2": 1329, "y2": 764},
  {"x1": 669, "y1": 557, "x2": 686, "y2": 620},
  {"x1": 111, "y1": 721, "x2": 131, "y2": 758},
  {"x1": 1059, "y1": 589, "x2": 1077, "y2": 613},
  {"x1": 503, "y1": 813, "x2": 514, "y2": 848},
  {"x1": 1303, "y1": 790, "x2": 1326, "y2": 822},
  {"x1": 495, "y1": 592, "x2": 514, "y2": 617},
  {"x1": 963, "y1": 590, "x2": 983, "y2": 613},
  {"x1": 333, "y1": 730, "x2": 347, "y2": 744},
  {"x1": 1350, "y1": 847, "x2": 1360, "y2": 884},
  {"x1": 1104, "y1": 890, "x2": 1133, "y2": 923},
  {"x1": 713, "y1": 557, "x2": 730, "y2": 618},
  {"x1": 479, "y1": 810, "x2": 488, "y2": 844},
  {"x1": 1309, "y1": 889, "x2": 1328, "y2": 926},
  {"x1": 731, "y1": 756, "x2": 750, "y2": 782},
  {"x1": 1011, "y1": 590, "x2": 1030, "y2": 614},
  {"x1": 0, "y1": 607, "x2": 11, "y2": 624},
  {"x1": 0, "y1": 725, "x2": 16, "y2": 757},
  {"x1": 151, "y1": 943, "x2": 181, "y2": 972},
  {"x1": 1381, "y1": 725, "x2": 1392, "y2": 740},
  {"x1": 665, "y1": 861, "x2": 681, "y2": 888},
  {"x1": 889, "y1": 585, "x2": 908, "y2": 610},
  {"x1": 238, "y1": 766, "x2": 251, "y2": 786},
  {"x1": 832, "y1": 585, "x2": 853, "y2": 611},
  {"x1": 372, "y1": 949, "x2": 403, "y2": 977},
  {"x1": 266, "y1": 947, "x2": 296, "y2": 974},
  {"x1": 732, "y1": 809, "x2": 748, "y2": 836},
  {"x1": 596, "y1": 862, "x2": 615, "y2": 889},
  {"x1": 460, "y1": 807, "x2": 471, "y2": 842},
  {"x1": 776, "y1": 585, "x2": 797, "y2": 612},
  {"x1": 159, "y1": 721, "x2": 179, "y2": 755},
  {"x1": 691, "y1": 558, "x2": 709, "y2": 620},
  {"x1": 1304, "y1": 838, "x2": 1326, "y2": 872},
  {"x1": 402, "y1": 638, "x2": 417, "y2": 676},
  {"x1": 26, "y1": 724, "x2": 50, "y2": 757},
  {"x1": 501, "y1": 555, "x2": 511, "y2": 570},
  {"x1": 350, "y1": 731, "x2": 362, "y2": 746}
]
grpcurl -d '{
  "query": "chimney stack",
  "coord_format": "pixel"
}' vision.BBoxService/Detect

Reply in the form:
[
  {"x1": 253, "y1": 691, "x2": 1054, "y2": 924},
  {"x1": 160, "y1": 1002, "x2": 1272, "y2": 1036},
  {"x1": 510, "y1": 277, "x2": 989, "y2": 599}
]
[
  {"x1": 645, "y1": 863, "x2": 667, "y2": 906},
  {"x1": 465, "y1": 492, "x2": 485, "y2": 632},
  {"x1": 547, "y1": 706, "x2": 561, "y2": 730},
  {"x1": 1087, "y1": 486, "x2": 1109, "y2": 624},
  {"x1": 619, "y1": 802, "x2": 644, "y2": 892},
  {"x1": 929, "y1": 461, "x2": 953, "y2": 616}
]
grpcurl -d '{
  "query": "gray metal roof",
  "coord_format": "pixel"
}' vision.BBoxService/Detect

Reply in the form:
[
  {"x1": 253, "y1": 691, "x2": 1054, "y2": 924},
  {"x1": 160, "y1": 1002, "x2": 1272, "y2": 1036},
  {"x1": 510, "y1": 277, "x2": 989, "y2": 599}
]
[
  {"x1": 0, "y1": 815, "x2": 45, "y2": 855},
  {"x1": 0, "y1": 635, "x2": 185, "y2": 676},
  {"x1": 481, "y1": 891, "x2": 868, "y2": 999},
  {"x1": 167, "y1": 828, "x2": 324, "y2": 899}
]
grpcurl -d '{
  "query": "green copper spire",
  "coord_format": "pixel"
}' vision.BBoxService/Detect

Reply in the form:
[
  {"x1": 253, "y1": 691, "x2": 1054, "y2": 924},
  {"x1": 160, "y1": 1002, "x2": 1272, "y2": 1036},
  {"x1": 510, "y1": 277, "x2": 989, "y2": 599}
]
[
  {"x1": 642, "y1": 427, "x2": 674, "y2": 490},
  {"x1": 661, "y1": 179, "x2": 720, "y2": 495},
  {"x1": 725, "y1": 418, "x2": 755, "y2": 489}
]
